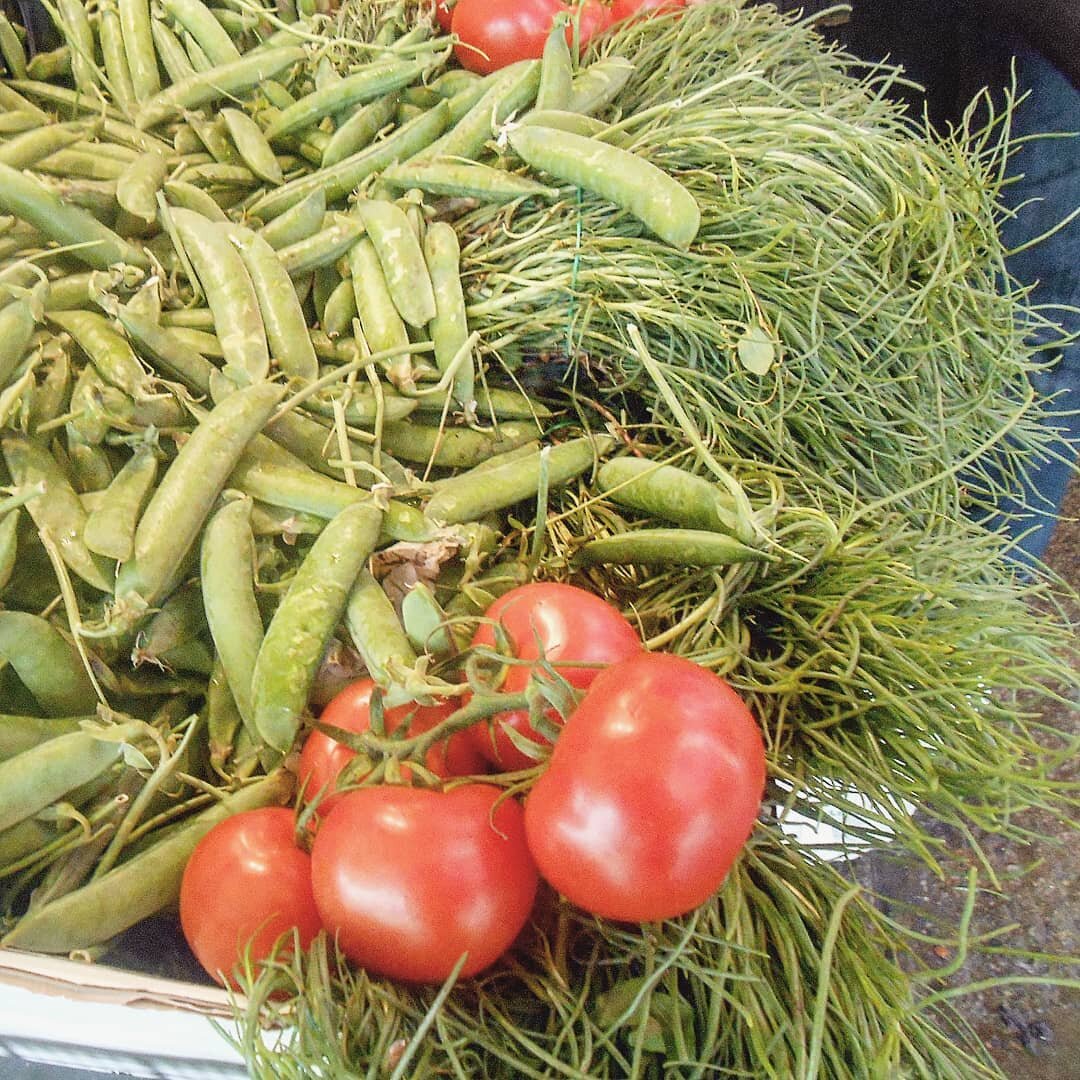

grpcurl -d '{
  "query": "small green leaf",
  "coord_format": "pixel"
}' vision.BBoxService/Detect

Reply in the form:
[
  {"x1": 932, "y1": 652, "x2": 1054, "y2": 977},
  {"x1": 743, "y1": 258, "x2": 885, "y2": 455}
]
[{"x1": 737, "y1": 324, "x2": 776, "y2": 375}]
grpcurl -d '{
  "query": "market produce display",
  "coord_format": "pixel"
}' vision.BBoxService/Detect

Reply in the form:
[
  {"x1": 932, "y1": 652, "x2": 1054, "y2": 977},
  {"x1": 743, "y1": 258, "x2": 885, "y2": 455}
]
[{"x1": 0, "y1": 0, "x2": 1077, "y2": 1075}]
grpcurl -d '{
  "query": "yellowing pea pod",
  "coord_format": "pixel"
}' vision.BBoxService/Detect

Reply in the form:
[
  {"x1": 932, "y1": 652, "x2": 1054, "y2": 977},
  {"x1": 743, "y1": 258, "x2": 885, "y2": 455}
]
[{"x1": 1, "y1": 769, "x2": 295, "y2": 954}]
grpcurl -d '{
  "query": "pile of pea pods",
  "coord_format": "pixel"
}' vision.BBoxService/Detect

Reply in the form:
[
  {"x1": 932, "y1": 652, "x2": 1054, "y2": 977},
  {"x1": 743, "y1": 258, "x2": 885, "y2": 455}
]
[{"x1": 0, "y1": 0, "x2": 744, "y2": 954}]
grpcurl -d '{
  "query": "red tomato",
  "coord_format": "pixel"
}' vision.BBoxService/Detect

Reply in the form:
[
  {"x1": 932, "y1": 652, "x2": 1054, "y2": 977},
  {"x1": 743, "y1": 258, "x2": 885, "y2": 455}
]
[
  {"x1": 451, "y1": 0, "x2": 609, "y2": 75},
  {"x1": 467, "y1": 582, "x2": 641, "y2": 771},
  {"x1": 179, "y1": 808, "x2": 323, "y2": 987},
  {"x1": 524, "y1": 652, "x2": 767, "y2": 922},
  {"x1": 311, "y1": 784, "x2": 538, "y2": 982},
  {"x1": 433, "y1": 0, "x2": 455, "y2": 33},
  {"x1": 298, "y1": 679, "x2": 485, "y2": 814},
  {"x1": 609, "y1": 0, "x2": 685, "y2": 25}
]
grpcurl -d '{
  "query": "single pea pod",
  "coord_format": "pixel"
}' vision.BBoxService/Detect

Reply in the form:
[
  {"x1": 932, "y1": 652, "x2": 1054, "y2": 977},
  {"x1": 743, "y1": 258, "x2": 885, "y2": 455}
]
[
  {"x1": 425, "y1": 435, "x2": 613, "y2": 524},
  {"x1": 0, "y1": 722, "x2": 143, "y2": 834},
  {"x1": 508, "y1": 126, "x2": 701, "y2": 250},
  {"x1": 99, "y1": 0, "x2": 138, "y2": 116},
  {"x1": 381, "y1": 159, "x2": 558, "y2": 203},
  {"x1": 48, "y1": 309, "x2": 156, "y2": 400},
  {"x1": 0, "y1": 510, "x2": 18, "y2": 591},
  {"x1": 535, "y1": 17, "x2": 573, "y2": 111},
  {"x1": 220, "y1": 107, "x2": 284, "y2": 186},
  {"x1": 575, "y1": 528, "x2": 767, "y2": 568},
  {"x1": 150, "y1": 17, "x2": 196, "y2": 83},
  {"x1": 117, "y1": 148, "x2": 170, "y2": 229},
  {"x1": 114, "y1": 306, "x2": 215, "y2": 394},
  {"x1": 162, "y1": 178, "x2": 228, "y2": 222},
  {"x1": 255, "y1": 188, "x2": 326, "y2": 250},
  {"x1": 321, "y1": 276, "x2": 359, "y2": 338},
  {"x1": 0, "y1": 9, "x2": 28, "y2": 79},
  {"x1": 0, "y1": 715, "x2": 90, "y2": 764},
  {"x1": 565, "y1": 56, "x2": 635, "y2": 115},
  {"x1": 519, "y1": 109, "x2": 611, "y2": 139},
  {"x1": 170, "y1": 208, "x2": 270, "y2": 382},
  {"x1": 57, "y1": 0, "x2": 100, "y2": 94},
  {"x1": 201, "y1": 496, "x2": 264, "y2": 728},
  {"x1": 348, "y1": 236, "x2": 412, "y2": 385},
  {"x1": 1, "y1": 769, "x2": 294, "y2": 953},
  {"x1": 0, "y1": 123, "x2": 86, "y2": 169},
  {"x1": 1, "y1": 436, "x2": 113, "y2": 593},
  {"x1": 352, "y1": 197, "x2": 437, "y2": 329},
  {"x1": 83, "y1": 443, "x2": 159, "y2": 562},
  {"x1": 321, "y1": 93, "x2": 399, "y2": 168},
  {"x1": 379, "y1": 419, "x2": 538, "y2": 470},
  {"x1": 0, "y1": 611, "x2": 100, "y2": 716},
  {"x1": 595, "y1": 456, "x2": 755, "y2": 536},
  {"x1": 127, "y1": 380, "x2": 285, "y2": 605},
  {"x1": 251, "y1": 500, "x2": 384, "y2": 753},
  {"x1": 117, "y1": 0, "x2": 160, "y2": 99},
  {"x1": 0, "y1": 277, "x2": 46, "y2": 387},
  {"x1": 263, "y1": 57, "x2": 435, "y2": 142},
  {"x1": 276, "y1": 214, "x2": 367, "y2": 278},
  {"x1": 0, "y1": 162, "x2": 149, "y2": 271},
  {"x1": 232, "y1": 226, "x2": 319, "y2": 381},
  {"x1": 136, "y1": 46, "x2": 306, "y2": 130},
  {"x1": 424, "y1": 220, "x2": 469, "y2": 405},
  {"x1": 344, "y1": 568, "x2": 417, "y2": 689}
]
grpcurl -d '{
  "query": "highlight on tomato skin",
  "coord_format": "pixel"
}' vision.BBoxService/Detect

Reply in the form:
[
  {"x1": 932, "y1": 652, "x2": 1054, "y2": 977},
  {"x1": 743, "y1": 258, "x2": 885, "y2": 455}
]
[
  {"x1": 310, "y1": 783, "x2": 539, "y2": 984},
  {"x1": 297, "y1": 678, "x2": 486, "y2": 815},
  {"x1": 466, "y1": 581, "x2": 642, "y2": 771},
  {"x1": 179, "y1": 807, "x2": 323, "y2": 988},
  {"x1": 523, "y1": 650, "x2": 767, "y2": 923}
]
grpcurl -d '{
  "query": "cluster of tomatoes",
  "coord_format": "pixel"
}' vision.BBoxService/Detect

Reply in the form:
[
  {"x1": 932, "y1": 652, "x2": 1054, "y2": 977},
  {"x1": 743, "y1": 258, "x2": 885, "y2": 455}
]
[
  {"x1": 179, "y1": 583, "x2": 766, "y2": 988},
  {"x1": 438, "y1": 0, "x2": 687, "y2": 75}
]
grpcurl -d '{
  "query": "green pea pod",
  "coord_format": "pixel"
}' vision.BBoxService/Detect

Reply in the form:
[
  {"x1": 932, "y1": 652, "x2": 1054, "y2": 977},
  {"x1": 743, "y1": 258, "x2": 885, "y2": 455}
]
[
  {"x1": 565, "y1": 56, "x2": 635, "y2": 115},
  {"x1": 321, "y1": 93, "x2": 399, "y2": 168},
  {"x1": 0, "y1": 817, "x2": 57, "y2": 869},
  {"x1": 136, "y1": 46, "x2": 307, "y2": 130},
  {"x1": 0, "y1": 611, "x2": 100, "y2": 717},
  {"x1": 0, "y1": 162, "x2": 149, "y2": 271},
  {"x1": 115, "y1": 307, "x2": 215, "y2": 394},
  {"x1": 233, "y1": 227, "x2": 319, "y2": 381},
  {"x1": 0, "y1": 723, "x2": 142, "y2": 834},
  {"x1": 423, "y1": 221, "x2": 472, "y2": 408},
  {"x1": 0, "y1": 10, "x2": 28, "y2": 79},
  {"x1": 170, "y1": 208, "x2": 270, "y2": 382},
  {"x1": 1, "y1": 436, "x2": 113, "y2": 593},
  {"x1": 535, "y1": 17, "x2": 573, "y2": 111},
  {"x1": 0, "y1": 510, "x2": 19, "y2": 591},
  {"x1": 161, "y1": 0, "x2": 242, "y2": 66},
  {"x1": 1, "y1": 769, "x2": 294, "y2": 953},
  {"x1": 416, "y1": 59, "x2": 540, "y2": 164},
  {"x1": 0, "y1": 124, "x2": 86, "y2": 169},
  {"x1": 321, "y1": 276, "x2": 359, "y2": 338},
  {"x1": 117, "y1": 0, "x2": 160, "y2": 98},
  {"x1": 516, "y1": 108, "x2": 611, "y2": 138},
  {"x1": 83, "y1": 444, "x2": 159, "y2": 562},
  {"x1": 58, "y1": 0, "x2": 100, "y2": 94},
  {"x1": 247, "y1": 101, "x2": 450, "y2": 221},
  {"x1": 48, "y1": 309, "x2": 155, "y2": 400},
  {"x1": 256, "y1": 188, "x2": 326, "y2": 249},
  {"x1": 150, "y1": 17, "x2": 196, "y2": 83},
  {"x1": 264, "y1": 57, "x2": 435, "y2": 142},
  {"x1": 276, "y1": 214, "x2": 366, "y2": 277},
  {"x1": 348, "y1": 236, "x2": 412, "y2": 385},
  {"x1": 380, "y1": 419, "x2": 538, "y2": 470},
  {"x1": 252, "y1": 500, "x2": 384, "y2": 752},
  {"x1": 0, "y1": 280, "x2": 45, "y2": 387},
  {"x1": 221, "y1": 108, "x2": 284, "y2": 186},
  {"x1": 0, "y1": 715, "x2": 91, "y2": 763},
  {"x1": 508, "y1": 125, "x2": 701, "y2": 250},
  {"x1": 26, "y1": 44, "x2": 71, "y2": 81},
  {"x1": 99, "y1": 0, "x2": 137, "y2": 117},
  {"x1": 162, "y1": 179, "x2": 228, "y2": 222},
  {"x1": 352, "y1": 198, "x2": 437, "y2": 329},
  {"x1": 596, "y1": 457, "x2": 749, "y2": 535},
  {"x1": 344, "y1": 568, "x2": 417, "y2": 689},
  {"x1": 117, "y1": 149, "x2": 170, "y2": 228},
  {"x1": 127, "y1": 380, "x2": 286, "y2": 605},
  {"x1": 381, "y1": 158, "x2": 558, "y2": 203},
  {"x1": 264, "y1": 409, "x2": 375, "y2": 481},
  {"x1": 575, "y1": 528, "x2": 767, "y2": 568},
  {"x1": 201, "y1": 497, "x2": 264, "y2": 728},
  {"x1": 425, "y1": 435, "x2": 614, "y2": 524}
]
